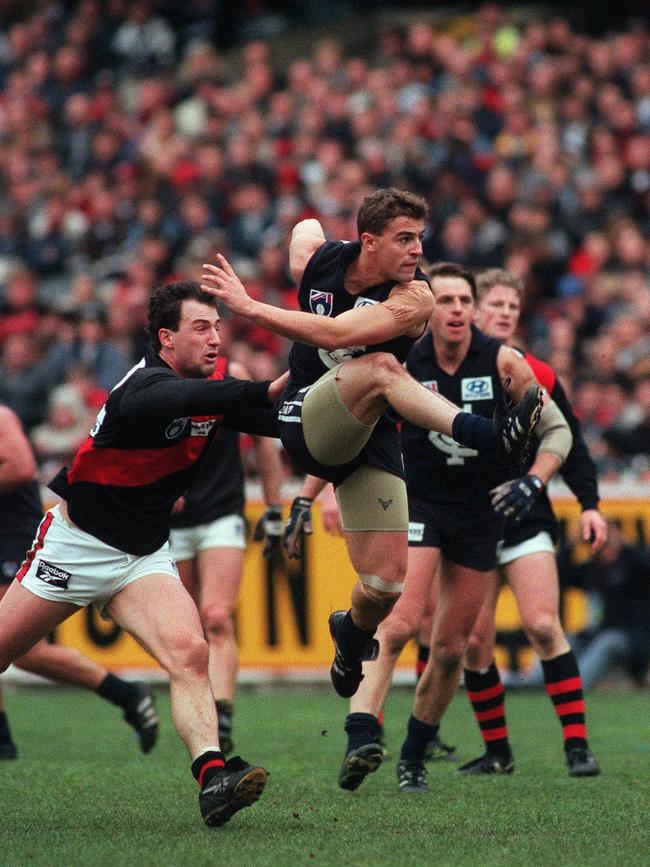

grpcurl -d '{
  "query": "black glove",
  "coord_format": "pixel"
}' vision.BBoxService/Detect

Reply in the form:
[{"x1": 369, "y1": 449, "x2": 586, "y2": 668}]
[
  {"x1": 253, "y1": 505, "x2": 283, "y2": 558},
  {"x1": 490, "y1": 475, "x2": 545, "y2": 522},
  {"x1": 282, "y1": 496, "x2": 313, "y2": 559}
]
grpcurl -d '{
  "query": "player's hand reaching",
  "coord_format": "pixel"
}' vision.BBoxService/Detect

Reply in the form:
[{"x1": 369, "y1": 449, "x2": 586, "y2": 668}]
[
  {"x1": 490, "y1": 475, "x2": 544, "y2": 522},
  {"x1": 283, "y1": 497, "x2": 313, "y2": 558},
  {"x1": 201, "y1": 255, "x2": 255, "y2": 316},
  {"x1": 253, "y1": 505, "x2": 284, "y2": 559},
  {"x1": 581, "y1": 508, "x2": 608, "y2": 552}
]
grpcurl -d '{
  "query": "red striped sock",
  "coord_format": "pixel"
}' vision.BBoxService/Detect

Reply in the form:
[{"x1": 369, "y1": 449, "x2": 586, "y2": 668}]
[
  {"x1": 191, "y1": 750, "x2": 225, "y2": 788},
  {"x1": 542, "y1": 650, "x2": 588, "y2": 751},
  {"x1": 464, "y1": 661, "x2": 512, "y2": 757},
  {"x1": 416, "y1": 643, "x2": 430, "y2": 680}
]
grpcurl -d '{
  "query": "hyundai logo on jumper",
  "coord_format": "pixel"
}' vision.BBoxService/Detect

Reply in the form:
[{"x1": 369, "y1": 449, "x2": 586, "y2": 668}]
[
  {"x1": 461, "y1": 376, "x2": 493, "y2": 401},
  {"x1": 309, "y1": 290, "x2": 333, "y2": 316}
]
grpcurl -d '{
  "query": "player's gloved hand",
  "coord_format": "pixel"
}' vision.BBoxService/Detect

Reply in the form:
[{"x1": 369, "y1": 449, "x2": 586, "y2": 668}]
[
  {"x1": 283, "y1": 496, "x2": 313, "y2": 559},
  {"x1": 253, "y1": 505, "x2": 283, "y2": 558},
  {"x1": 490, "y1": 475, "x2": 545, "y2": 522}
]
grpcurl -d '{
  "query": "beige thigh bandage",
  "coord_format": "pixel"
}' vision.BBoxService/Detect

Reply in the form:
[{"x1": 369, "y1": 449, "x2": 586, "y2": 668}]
[
  {"x1": 335, "y1": 465, "x2": 409, "y2": 532},
  {"x1": 359, "y1": 573, "x2": 405, "y2": 594},
  {"x1": 301, "y1": 365, "x2": 375, "y2": 466}
]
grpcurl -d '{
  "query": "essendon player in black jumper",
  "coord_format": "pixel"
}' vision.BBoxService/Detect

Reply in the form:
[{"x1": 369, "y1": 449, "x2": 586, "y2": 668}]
[
  {"x1": 335, "y1": 263, "x2": 573, "y2": 793},
  {"x1": 202, "y1": 188, "x2": 543, "y2": 703},
  {"x1": 0, "y1": 281, "x2": 287, "y2": 827},
  {"x1": 0, "y1": 403, "x2": 159, "y2": 760},
  {"x1": 460, "y1": 269, "x2": 605, "y2": 778}
]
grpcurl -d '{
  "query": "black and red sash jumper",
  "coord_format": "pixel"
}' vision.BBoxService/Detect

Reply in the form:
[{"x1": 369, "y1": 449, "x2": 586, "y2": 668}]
[{"x1": 50, "y1": 351, "x2": 277, "y2": 556}]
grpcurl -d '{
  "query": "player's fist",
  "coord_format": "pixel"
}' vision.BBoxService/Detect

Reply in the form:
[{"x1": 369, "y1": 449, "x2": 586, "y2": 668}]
[
  {"x1": 283, "y1": 497, "x2": 313, "y2": 559},
  {"x1": 253, "y1": 505, "x2": 283, "y2": 558},
  {"x1": 490, "y1": 475, "x2": 544, "y2": 522}
]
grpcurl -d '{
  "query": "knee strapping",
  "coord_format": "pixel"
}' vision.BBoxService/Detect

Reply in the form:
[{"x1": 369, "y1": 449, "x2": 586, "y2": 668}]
[{"x1": 358, "y1": 573, "x2": 405, "y2": 596}]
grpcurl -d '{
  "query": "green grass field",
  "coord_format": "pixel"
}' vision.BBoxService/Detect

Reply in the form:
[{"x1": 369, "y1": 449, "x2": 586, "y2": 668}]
[{"x1": 1, "y1": 684, "x2": 648, "y2": 866}]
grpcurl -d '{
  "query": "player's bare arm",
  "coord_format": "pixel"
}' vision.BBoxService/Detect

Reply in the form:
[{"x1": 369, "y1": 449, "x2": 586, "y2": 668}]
[
  {"x1": 201, "y1": 256, "x2": 432, "y2": 350},
  {"x1": 289, "y1": 219, "x2": 327, "y2": 284},
  {"x1": 0, "y1": 406, "x2": 38, "y2": 493}
]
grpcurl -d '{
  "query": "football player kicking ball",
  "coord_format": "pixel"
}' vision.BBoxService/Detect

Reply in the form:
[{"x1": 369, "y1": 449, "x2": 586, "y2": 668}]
[
  {"x1": 323, "y1": 262, "x2": 573, "y2": 793},
  {"x1": 201, "y1": 188, "x2": 542, "y2": 704}
]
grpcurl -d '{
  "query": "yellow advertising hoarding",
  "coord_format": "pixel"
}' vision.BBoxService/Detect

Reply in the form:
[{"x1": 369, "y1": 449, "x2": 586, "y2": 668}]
[{"x1": 51, "y1": 499, "x2": 650, "y2": 675}]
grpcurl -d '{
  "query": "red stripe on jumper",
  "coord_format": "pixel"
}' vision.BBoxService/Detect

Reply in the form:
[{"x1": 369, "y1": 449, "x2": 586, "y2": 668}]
[
  {"x1": 483, "y1": 726, "x2": 509, "y2": 742},
  {"x1": 554, "y1": 699, "x2": 586, "y2": 716},
  {"x1": 68, "y1": 435, "x2": 211, "y2": 487},
  {"x1": 546, "y1": 677, "x2": 582, "y2": 696},
  {"x1": 15, "y1": 511, "x2": 54, "y2": 582},
  {"x1": 467, "y1": 683, "x2": 504, "y2": 702}
]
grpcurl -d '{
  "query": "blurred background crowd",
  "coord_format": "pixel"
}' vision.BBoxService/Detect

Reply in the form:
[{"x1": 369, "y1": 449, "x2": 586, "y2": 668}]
[{"x1": 0, "y1": 0, "x2": 648, "y2": 488}]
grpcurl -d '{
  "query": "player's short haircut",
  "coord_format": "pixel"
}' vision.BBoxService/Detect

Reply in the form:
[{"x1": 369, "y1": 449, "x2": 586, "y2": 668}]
[
  {"x1": 148, "y1": 280, "x2": 217, "y2": 351},
  {"x1": 475, "y1": 268, "x2": 524, "y2": 303},
  {"x1": 357, "y1": 188, "x2": 428, "y2": 236},
  {"x1": 427, "y1": 261, "x2": 477, "y2": 300}
]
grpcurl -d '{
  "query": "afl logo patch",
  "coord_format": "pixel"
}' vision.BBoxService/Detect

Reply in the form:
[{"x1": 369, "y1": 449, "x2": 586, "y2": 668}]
[
  {"x1": 461, "y1": 376, "x2": 493, "y2": 401},
  {"x1": 421, "y1": 379, "x2": 438, "y2": 393},
  {"x1": 353, "y1": 296, "x2": 379, "y2": 308},
  {"x1": 309, "y1": 290, "x2": 334, "y2": 316},
  {"x1": 165, "y1": 417, "x2": 189, "y2": 439}
]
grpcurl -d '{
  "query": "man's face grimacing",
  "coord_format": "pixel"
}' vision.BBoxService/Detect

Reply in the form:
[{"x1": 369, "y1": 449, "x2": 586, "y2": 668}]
[
  {"x1": 363, "y1": 216, "x2": 425, "y2": 282},
  {"x1": 430, "y1": 275, "x2": 475, "y2": 345},
  {"x1": 476, "y1": 284, "x2": 521, "y2": 342},
  {"x1": 160, "y1": 299, "x2": 221, "y2": 378}
]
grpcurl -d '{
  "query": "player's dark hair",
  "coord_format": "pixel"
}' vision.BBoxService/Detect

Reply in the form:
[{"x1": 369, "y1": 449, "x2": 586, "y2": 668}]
[
  {"x1": 427, "y1": 261, "x2": 477, "y2": 300},
  {"x1": 357, "y1": 187, "x2": 428, "y2": 236},
  {"x1": 475, "y1": 268, "x2": 524, "y2": 303},
  {"x1": 148, "y1": 280, "x2": 217, "y2": 351}
]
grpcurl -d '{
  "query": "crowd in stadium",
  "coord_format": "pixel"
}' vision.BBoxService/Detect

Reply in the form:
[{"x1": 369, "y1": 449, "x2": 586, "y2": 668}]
[{"x1": 0, "y1": 1, "x2": 648, "y2": 485}]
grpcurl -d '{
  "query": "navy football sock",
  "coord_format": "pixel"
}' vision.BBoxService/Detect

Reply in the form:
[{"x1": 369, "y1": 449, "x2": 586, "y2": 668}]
[
  {"x1": 400, "y1": 714, "x2": 439, "y2": 764},
  {"x1": 344, "y1": 712, "x2": 381, "y2": 753},
  {"x1": 451, "y1": 412, "x2": 495, "y2": 453}
]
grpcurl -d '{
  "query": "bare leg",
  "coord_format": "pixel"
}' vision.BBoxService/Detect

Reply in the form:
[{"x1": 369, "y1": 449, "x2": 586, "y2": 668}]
[
  {"x1": 351, "y1": 547, "x2": 440, "y2": 716},
  {"x1": 0, "y1": 580, "x2": 80, "y2": 671},
  {"x1": 464, "y1": 570, "x2": 501, "y2": 671},
  {"x1": 344, "y1": 529, "x2": 408, "y2": 632},
  {"x1": 336, "y1": 353, "x2": 460, "y2": 433},
  {"x1": 196, "y1": 547, "x2": 243, "y2": 702},
  {"x1": 504, "y1": 553, "x2": 570, "y2": 660},
  {"x1": 106, "y1": 573, "x2": 217, "y2": 757},
  {"x1": 414, "y1": 560, "x2": 493, "y2": 725}
]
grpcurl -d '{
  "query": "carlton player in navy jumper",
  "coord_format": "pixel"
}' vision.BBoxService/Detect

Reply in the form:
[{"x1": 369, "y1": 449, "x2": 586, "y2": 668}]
[
  {"x1": 201, "y1": 188, "x2": 543, "y2": 702},
  {"x1": 330, "y1": 262, "x2": 573, "y2": 793},
  {"x1": 0, "y1": 281, "x2": 288, "y2": 827},
  {"x1": 0, "y1": 402, "x2": 159, "y2": 759},
  {"x1": 460, "y1": 269, "x2": 605, "y2": 778},
  {"x1": 169, "y1": 352, "x2": 283, "y2": 756}
]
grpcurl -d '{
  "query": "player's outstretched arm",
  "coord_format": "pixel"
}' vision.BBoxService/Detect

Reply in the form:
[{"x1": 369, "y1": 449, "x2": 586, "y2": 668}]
[{"x1": 201, "y1": 256, "x2": 432, "y2": 350}]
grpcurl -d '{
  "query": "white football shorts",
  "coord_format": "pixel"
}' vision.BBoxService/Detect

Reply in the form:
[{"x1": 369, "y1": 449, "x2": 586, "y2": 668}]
[
  {"x1": 16, "y1": 505, "x2": 179, "y2": 611},
  {"x1": 168, "y1": 513, "x2": 246, "y2": 561},
  {"x1": 497, "y1": 530, "x2": 555, "y2": 566}
]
